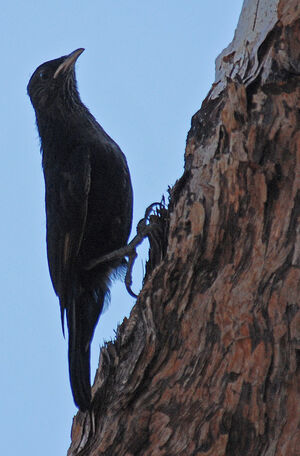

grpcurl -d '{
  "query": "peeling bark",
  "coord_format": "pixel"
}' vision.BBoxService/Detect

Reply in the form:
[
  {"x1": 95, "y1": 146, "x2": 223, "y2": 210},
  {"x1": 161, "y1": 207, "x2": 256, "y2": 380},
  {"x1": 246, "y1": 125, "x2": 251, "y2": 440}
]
[{"x1": 68, "y1": 1, "x2": 300, "y2": 455}]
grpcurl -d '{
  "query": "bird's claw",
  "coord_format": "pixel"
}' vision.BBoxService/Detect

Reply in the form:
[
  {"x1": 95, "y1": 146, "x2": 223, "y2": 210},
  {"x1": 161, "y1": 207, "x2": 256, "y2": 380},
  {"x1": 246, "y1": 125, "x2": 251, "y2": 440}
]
[{"x1": 85, "y1": 202, "x2": 164, "y2": 297}]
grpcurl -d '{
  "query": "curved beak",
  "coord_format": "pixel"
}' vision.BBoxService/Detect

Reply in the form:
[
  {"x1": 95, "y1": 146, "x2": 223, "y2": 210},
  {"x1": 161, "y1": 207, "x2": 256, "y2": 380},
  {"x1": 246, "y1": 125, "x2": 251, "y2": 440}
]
[{"x1": 53, "y1": 48, "x2": 85, "y2": 79}]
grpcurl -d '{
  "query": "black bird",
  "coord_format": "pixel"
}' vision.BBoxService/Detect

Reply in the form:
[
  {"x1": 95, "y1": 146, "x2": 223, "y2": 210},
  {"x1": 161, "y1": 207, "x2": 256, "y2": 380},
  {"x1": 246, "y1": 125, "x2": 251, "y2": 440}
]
[{"x1": 27, "y1": 49, "x2": 133, "y2": 411}]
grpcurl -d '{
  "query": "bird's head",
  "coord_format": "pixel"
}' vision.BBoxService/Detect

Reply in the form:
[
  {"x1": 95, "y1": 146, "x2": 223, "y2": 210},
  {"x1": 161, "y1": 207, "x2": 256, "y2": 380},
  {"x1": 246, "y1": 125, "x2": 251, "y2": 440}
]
[{"x1": 27, "y1": 48, "x2": 84, "y2": 112}]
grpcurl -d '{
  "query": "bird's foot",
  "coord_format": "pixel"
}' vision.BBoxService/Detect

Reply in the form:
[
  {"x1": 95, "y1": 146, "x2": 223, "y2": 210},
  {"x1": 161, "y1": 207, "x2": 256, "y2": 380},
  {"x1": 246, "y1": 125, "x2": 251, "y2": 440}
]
[{"x1": 85, "y1": 202, "x2": 164, "y2": 297}]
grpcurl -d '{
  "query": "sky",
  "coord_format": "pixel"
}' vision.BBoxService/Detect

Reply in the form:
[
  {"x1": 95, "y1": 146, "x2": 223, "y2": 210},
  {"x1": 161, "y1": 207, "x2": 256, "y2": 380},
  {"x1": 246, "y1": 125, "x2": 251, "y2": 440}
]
[{"x1": 0, "y1": 1, "x2": 243, "y2": 454}]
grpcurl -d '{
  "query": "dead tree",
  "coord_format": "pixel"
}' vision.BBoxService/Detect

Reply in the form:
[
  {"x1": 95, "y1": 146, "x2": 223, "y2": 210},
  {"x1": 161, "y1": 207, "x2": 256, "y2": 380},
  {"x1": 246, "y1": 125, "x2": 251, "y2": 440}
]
[{"x1": 68, "y1": 1, "x2": 300, "y2": 454}]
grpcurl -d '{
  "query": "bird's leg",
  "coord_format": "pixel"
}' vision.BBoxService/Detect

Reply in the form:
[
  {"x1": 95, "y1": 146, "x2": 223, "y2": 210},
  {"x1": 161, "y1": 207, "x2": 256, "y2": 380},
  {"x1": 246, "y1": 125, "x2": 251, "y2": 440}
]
[{"x1": 85, "y1": 203, "x2": 163, "y2": 297}]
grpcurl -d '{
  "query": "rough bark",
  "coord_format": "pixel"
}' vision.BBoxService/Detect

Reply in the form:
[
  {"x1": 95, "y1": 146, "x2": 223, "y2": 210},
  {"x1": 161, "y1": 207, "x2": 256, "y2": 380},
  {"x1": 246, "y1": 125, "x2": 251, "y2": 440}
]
[{"x1": 68, "y1": 1, "x2": 300, "y2": 455}]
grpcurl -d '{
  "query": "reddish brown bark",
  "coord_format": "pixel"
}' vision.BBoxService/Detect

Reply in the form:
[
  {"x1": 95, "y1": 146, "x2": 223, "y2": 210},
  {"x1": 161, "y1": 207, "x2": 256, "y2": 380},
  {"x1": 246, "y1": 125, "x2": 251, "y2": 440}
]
[{"x1": 68, "y1": 2, "x2": 300, "y2": 455}]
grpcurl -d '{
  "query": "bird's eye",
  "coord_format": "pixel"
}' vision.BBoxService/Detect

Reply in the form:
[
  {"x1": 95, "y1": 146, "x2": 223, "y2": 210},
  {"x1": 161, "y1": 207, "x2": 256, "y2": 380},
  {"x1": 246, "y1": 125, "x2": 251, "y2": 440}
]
[{"x1": 39, "y1": 70, "x2": 50, "y2": 81}]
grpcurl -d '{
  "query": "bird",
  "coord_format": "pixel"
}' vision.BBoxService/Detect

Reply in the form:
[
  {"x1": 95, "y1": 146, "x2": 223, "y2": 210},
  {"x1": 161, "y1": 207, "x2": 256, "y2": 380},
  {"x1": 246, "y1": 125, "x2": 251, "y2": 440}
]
[{"x1": 27, "y1": 48, "x2": 133, "y2": 411}]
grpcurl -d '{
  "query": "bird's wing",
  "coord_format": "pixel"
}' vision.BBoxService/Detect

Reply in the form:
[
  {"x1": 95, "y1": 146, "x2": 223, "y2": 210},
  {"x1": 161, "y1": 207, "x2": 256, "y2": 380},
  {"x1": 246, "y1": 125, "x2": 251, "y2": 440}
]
[{"x1": 44, "y1": 149, "x2": 91, "y2": 332}]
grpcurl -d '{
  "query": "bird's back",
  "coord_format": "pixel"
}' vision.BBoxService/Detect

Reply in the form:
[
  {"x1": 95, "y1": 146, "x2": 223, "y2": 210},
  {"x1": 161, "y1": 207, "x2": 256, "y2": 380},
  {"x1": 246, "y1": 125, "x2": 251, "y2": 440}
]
[{"x1": 45, "y1": 115, "x2": 133, "y2": 410}]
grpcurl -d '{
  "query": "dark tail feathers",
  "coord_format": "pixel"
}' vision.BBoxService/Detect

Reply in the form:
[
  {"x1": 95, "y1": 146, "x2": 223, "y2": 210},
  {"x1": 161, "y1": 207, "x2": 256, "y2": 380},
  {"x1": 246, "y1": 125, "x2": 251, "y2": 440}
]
[{"x1": 67, "y1": 288, "x2": 105, "y2": 411}]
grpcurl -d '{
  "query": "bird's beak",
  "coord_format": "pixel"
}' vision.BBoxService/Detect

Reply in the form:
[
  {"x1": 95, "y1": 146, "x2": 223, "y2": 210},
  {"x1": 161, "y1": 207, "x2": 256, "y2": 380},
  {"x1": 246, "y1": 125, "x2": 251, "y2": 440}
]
[{"x1": 53, "y1": 48, "x2": 85, "y2": 79}]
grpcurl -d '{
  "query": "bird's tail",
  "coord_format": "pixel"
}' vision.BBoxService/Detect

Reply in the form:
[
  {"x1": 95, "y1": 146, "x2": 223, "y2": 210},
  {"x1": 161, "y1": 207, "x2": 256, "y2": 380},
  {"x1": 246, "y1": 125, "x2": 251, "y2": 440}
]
[{"x1": 66, "y1": 287, "x2": 105, "y2": 411}]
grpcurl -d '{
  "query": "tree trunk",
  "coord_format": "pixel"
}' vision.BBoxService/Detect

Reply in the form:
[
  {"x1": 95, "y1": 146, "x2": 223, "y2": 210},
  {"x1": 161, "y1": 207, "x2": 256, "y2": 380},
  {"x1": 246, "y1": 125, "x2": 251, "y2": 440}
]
[{"x1": 68, "y1": 1, "x2": 300, "y2": 455}]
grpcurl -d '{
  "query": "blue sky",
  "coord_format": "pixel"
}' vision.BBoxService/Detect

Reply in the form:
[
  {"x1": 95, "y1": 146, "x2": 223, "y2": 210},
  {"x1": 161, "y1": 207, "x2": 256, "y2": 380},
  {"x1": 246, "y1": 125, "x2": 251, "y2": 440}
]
[{"x1": 0, "y1": 1, "x2": 243, "y2": 454}]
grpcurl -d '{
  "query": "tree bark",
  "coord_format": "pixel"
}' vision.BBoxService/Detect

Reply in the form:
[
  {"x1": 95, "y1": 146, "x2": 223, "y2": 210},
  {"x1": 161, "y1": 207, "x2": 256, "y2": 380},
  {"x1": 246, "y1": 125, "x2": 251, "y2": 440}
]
[{"x1": 68, "y1": 1, "x2": 300, "y2": 455}]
